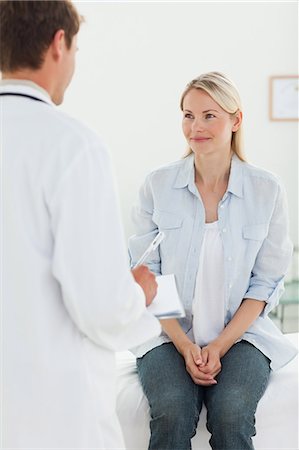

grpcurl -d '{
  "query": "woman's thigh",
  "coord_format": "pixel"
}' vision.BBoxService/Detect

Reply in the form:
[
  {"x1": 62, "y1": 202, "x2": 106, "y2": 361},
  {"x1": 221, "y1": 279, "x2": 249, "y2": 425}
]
[
  {"x1": 204, "y1": 340, "x2": 271, "y2": 425},
  {"x1": 137, "y1": 342, "x2": 204, "y2": 419}
]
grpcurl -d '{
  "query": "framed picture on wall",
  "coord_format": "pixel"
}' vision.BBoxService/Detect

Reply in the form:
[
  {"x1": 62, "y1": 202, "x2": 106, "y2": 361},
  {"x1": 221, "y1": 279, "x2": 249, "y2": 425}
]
[{"x1": 269, "y1": 75, "x2": 299, "y2": 121}]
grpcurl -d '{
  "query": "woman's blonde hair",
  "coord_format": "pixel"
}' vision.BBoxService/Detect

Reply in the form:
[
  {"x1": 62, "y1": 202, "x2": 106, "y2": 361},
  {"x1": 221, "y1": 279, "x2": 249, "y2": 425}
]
[{"x1": 180, "y1": 72, "x2": 245, "y2": 161}]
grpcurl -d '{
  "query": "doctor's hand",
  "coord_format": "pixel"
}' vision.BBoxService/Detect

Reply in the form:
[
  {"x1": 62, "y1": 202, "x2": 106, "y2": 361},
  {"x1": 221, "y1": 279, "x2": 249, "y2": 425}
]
[{"x1": 131, "y1": 265, "x2": 158, "y2": 307}]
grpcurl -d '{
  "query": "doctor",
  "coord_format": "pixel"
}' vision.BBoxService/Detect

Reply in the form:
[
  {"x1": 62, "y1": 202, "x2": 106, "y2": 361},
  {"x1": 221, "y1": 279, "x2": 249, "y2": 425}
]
[{"x1": 0, "y1": 1, "x2": 161, "y2": 449}]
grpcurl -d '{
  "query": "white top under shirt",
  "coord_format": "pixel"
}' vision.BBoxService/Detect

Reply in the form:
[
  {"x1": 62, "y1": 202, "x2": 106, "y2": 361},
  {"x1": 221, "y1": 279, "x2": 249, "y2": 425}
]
[{"x1": 192, "y1": 221, "x2": 225, "y2": 347}]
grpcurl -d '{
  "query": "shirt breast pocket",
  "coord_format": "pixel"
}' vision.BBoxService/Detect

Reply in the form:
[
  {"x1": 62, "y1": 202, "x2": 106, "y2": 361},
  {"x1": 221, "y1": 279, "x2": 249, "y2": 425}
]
[
  {"x1": 153, "y1": 210, "x2": 184, "y2": 230},
  {"x1": 242, "y1": 224, "x2": 268, "y2": 241},
  {"x1": 242, "y1": 224, "x2": 269, "y2": 262}
]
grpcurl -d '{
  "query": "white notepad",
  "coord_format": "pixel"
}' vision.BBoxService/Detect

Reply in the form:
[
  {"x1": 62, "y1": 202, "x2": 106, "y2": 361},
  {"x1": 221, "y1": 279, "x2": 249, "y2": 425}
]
[{"x1": 147, "y1": 274, "x2": 185, "y2": 319}]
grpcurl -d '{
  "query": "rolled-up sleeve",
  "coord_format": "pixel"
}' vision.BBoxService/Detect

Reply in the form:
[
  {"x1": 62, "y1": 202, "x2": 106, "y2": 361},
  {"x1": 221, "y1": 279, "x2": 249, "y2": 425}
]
[{"x1": 244, "y1": 182, "x2": 293, "y2": 316}]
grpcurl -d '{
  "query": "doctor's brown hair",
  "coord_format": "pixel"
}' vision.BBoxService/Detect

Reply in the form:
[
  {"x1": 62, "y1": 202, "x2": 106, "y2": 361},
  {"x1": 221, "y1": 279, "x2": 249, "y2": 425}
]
[{"x1": 0, "y1": 0, "x2": 82, "y2": 72}]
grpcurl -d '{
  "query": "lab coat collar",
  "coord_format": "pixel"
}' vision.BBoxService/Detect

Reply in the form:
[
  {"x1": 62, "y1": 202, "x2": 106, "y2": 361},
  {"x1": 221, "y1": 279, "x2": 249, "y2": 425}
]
[{"x1": 0, "y1": 79, "x2": 54, "y2": 106}]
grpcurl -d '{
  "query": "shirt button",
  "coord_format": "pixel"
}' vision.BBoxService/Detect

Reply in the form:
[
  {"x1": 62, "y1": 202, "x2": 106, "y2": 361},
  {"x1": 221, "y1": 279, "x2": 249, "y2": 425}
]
[
  {"x1": 220, "y1": 204, "x2": 224, "y2": 208},
  {"x1": 222, "y1": 228, "x2": 227, "y2": 233},
  {"x1": 229, "y1": 283, "x2": 233, "y2": 289},
  {"x1": 228, "y1": 256, "x2": 232, "y2": 261}
]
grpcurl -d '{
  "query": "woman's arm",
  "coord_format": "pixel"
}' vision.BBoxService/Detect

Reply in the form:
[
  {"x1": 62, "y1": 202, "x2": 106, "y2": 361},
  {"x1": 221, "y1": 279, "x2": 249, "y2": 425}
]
[
  {"x1": 161, "y1": 299, "x2": 265, "y2": 384},
  {"x1": 211, "y1": 298, "x2": 266, "y2": 357},
  {"x1": 242, "y1": 182, "x2": 292, "y2": 316},
  {"x1": 199, "y1": 299, "x2": 266, "y2": 377},
  {"x1": 128, "y1": 174, "x2": 161, "y2": 275},
  {"x1": 201, "y1": 181, "x2": 292, "y2": 376}
]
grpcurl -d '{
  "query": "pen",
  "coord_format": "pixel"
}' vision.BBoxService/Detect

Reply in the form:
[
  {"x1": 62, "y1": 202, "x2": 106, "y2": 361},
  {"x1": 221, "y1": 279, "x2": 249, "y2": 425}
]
[{"x1": 132, "y1": 231, "x2": 165, "y2": 269}]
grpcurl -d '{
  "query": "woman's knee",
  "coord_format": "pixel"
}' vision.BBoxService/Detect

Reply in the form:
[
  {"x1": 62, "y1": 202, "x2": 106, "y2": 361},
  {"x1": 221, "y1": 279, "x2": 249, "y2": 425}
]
[
  {"x1": 207, "y1": 387, "x2": 255, "y2": 430},
  {"x1": 137, "y1": 343, "x2": 195, "y2": 403},
  {"x1": 149, "y1": 391, "x2": 200, "y2": 439},
  {"x1": 152, "y1": 390, "x2": 197, "y2": 418}
]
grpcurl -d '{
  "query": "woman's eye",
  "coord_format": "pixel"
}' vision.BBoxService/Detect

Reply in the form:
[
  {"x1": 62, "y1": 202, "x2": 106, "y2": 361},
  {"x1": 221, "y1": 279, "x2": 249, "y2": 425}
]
[
  {"x1": 184, "y1": 113, "x2": 193, "y2": 119},
  {"x1": 205, "y1": 113, "x2": 215, "y2": 119}
]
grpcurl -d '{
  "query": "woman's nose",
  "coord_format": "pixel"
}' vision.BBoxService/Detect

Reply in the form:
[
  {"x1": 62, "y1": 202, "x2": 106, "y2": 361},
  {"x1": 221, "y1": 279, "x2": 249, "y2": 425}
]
[{"x1": 191, "y1": 117, "x2": 204, "y2": 132}]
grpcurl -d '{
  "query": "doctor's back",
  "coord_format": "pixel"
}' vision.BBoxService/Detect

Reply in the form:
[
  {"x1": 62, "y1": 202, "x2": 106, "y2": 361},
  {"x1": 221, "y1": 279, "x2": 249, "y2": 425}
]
[{"x1": 0, "y1": 2, "x2": 160, "y2": 448}]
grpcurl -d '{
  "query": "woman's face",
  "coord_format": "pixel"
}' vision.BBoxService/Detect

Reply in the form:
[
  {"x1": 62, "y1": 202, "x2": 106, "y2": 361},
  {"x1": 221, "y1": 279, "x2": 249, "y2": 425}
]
[{"x1": 182, "y1": 88, "x2": 241, "y2": 157}]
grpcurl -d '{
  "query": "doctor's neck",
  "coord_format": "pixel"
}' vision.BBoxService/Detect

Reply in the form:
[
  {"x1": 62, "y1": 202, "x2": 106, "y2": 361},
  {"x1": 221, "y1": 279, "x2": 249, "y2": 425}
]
[
  {"x1": 2, "y1": 62, "x2": 67, "y2": 106},
  {"x1": 3, "y1": 69, "x2": 48, "y2": 90}
]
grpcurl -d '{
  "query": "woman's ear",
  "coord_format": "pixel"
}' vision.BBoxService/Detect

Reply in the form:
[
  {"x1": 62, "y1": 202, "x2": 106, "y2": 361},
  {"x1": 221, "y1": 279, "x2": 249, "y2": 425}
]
[{"x1": 232, "y1": 110, "x2": 243, "y2": 132}]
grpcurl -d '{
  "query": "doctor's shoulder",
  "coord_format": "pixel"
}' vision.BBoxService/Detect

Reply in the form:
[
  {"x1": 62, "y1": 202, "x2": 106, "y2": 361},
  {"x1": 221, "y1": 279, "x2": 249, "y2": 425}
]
[{"x1": 46, "y1": 107, "x2": 110, "y2": 163}]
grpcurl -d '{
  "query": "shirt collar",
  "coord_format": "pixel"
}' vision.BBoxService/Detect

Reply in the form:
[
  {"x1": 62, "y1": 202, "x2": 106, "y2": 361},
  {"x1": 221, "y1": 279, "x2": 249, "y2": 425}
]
[
  {"x1": 173, "y1": 152, "x2": 244, "y2": 198},
  {"x1": 173, "y1": 154, "x2": 195, "y2": 189},
  {"x1": 227, "y1": 153, "x2": 244, "y2": 198}
]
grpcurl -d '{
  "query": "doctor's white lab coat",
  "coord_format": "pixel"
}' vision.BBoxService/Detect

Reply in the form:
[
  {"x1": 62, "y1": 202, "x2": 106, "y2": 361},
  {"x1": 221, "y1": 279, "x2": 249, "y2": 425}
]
[{"x1": 1, "y1": 82, "x2": 161, "y2": 449}]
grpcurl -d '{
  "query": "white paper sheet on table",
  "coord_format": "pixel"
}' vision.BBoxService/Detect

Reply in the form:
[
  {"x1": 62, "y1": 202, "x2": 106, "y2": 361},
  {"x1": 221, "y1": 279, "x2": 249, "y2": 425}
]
[{"x1": 147, "y1": 274, "x2": 185, "y2": 319}]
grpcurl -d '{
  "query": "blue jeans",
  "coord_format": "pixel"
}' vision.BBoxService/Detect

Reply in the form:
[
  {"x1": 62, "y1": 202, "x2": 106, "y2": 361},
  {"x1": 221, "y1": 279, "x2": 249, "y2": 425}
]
[{"x1": 136, "y1": 341, "x2": 270, "y2": 450}]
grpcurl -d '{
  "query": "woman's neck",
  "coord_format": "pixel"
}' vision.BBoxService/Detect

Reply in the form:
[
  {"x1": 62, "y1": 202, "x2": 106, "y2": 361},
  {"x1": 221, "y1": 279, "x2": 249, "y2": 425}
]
[{"x1": 194, "y1": 151, "x2": 232, "y2": 192}]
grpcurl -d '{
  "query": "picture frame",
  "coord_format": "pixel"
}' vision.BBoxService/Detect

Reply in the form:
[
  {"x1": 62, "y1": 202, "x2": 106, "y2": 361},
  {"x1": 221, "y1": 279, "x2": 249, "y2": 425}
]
[{"x1": 269, "y1": 75, "x2": 299, "y2": 121}]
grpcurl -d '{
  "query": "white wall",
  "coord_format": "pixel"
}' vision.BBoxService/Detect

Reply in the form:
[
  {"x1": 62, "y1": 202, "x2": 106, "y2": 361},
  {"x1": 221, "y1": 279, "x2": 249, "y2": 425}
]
[{"x1": 62, "y1": 1, "x2": 298, "y2": 244}]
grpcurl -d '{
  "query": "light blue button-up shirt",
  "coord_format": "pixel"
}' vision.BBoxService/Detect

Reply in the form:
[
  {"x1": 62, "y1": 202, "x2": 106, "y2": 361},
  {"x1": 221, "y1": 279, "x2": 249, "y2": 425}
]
[{"x1": 129, "y1": 154, "x2": 297, "y2": 370}]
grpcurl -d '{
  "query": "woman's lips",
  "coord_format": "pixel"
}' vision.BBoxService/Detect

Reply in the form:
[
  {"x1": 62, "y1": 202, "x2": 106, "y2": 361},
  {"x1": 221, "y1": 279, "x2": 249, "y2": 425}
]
[{"x1": 190, "y1": 137, "x2": 211, "y2": 142}]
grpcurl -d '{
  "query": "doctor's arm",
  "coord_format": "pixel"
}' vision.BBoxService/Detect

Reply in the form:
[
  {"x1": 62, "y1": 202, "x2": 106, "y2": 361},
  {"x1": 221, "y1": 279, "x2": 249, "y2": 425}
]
[{"x1": 49, "y1": 141, "x2": 161, "y2": 351}]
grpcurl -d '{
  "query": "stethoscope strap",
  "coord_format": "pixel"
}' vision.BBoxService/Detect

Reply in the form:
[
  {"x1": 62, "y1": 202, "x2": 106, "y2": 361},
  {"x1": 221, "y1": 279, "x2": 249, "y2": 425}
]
[{"x1": 0, "y1": 92, "x2": 48, "y2": 103}]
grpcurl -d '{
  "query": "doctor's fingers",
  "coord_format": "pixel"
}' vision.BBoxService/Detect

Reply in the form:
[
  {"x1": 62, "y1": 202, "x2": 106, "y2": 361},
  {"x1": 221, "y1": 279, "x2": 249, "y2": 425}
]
[{"x1": 131, "y1": 265, "x2": 158, "y2": 306}]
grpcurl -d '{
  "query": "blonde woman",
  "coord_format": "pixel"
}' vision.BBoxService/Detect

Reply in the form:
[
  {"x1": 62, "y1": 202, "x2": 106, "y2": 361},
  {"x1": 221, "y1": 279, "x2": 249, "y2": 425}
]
[{"x1": 129, "y1": 72, "x2": 297, "y2": 450}]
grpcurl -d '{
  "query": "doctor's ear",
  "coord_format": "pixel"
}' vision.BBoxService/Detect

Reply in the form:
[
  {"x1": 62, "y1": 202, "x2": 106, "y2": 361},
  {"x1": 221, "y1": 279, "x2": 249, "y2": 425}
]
[
  {"x1": 232, "y1": 110, "x2": 243, "y2": 132},
  {"x1": 51, "y1": 29, "x2": 66, "y2": 61}
]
